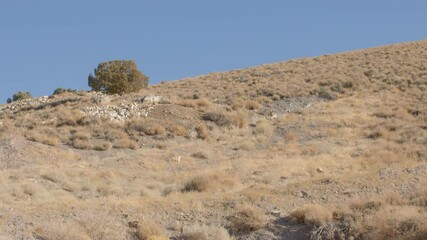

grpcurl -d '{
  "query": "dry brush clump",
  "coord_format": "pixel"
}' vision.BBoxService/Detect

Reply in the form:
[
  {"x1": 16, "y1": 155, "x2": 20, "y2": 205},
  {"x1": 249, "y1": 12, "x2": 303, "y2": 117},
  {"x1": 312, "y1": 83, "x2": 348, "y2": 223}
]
[
  {"x1": 136, "y1": 221, "x2": 169, "y2": 240},
  {"x1": 79, "y1": 213, "x2": 129, "y2": 240},
  {"x1": 24, "y1": 127, "x2": 60, "y2": 146},
  {"x1": 56, "y1": 109, "x2": 90, "y2": 127},
  {"x1": 202, "y1": 109, "x2": 247, "y2": 129},
  {"x1": 254, "y1": 119, "x2": 275, "y2": 136},
  {"x1": 170, "y1": 124, "x2": 188, "y2": 137},
  {"x1": 231, "y1": 98, "x2": 261, "y2": 110},
  {"x1": 127, "y1": 119, "x2": 166, "y2": 136},
  {"x1": 182, "y1": 171, "x2": 236, "y2": 193},
  {"x1": 230, "y1": 204, "x2": 268, "y2": 233},
  {"x1": 196, "y1": 124, "x2": 210, "y2": 140},
  {"x1": 176, "y1": 98, "x2": 212, "y2": 110},
  {"x1": 294, "y1": 191, "x2": 427, "y2": 240},
  {"x1": 290, "y1": 204, "x2": 333, "y2": 226},
  {"x1": 340, "y1": 194, "x2": 427, "y2": 240},
  {"x1": 181, "y1": 224, "x2": 233, "y2": 240},
  {"x1": 33, "y1": 221, "x2": 90, "y2": 240}
]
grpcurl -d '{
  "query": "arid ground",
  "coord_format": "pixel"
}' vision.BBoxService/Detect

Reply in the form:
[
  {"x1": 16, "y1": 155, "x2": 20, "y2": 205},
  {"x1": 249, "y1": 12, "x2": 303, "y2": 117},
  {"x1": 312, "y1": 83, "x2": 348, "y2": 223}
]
[{"x1": 0, "y1": 40, "x2": 426, "y2": 240}]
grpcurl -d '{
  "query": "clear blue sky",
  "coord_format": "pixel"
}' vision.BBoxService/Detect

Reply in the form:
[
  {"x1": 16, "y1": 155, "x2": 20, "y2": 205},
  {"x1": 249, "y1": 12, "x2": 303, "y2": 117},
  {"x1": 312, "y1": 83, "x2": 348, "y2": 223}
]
[{"x1": 1, "y1": 1, "x2": 426, "y2": 102}]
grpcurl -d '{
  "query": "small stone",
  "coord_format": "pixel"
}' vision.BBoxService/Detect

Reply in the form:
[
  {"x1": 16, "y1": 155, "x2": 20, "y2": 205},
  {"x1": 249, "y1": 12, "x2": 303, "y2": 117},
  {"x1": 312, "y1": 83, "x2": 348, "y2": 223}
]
[
  {"x1": 317, "y1": 167, "x2": 324, "y2": 173},
  {"x1": 270, "y1": 209, "x2": 281, "y2": 217},
  {"x1": 296, "y1": 190, "x2": 310, "y2": 198},
  {"x1": 342, "y1": 189, "x2": 355, "y2": 196}
]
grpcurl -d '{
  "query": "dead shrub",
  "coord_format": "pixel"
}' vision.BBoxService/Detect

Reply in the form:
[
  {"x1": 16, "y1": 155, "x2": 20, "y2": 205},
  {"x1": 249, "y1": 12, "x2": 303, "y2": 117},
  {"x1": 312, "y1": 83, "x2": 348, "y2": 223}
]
[
  {"x1": 384, "y1": 192, "x2": 405, "y2": 205},
  {"x1": 231, "y1": 204, "x2": 268, "y2": 232},
  {"x1": 80, "y1": 214, "x2": 129, "y2": 240},
  {"x1": 0, "y1": 120, "x2": 14, "y2": 138},
  {"x1": 373, "y1": 111, "x2": 395, "y2": 119},
  {"x1": 34, "y1": 221, "x2": 90, "y2": 240},
  {"x1": 367, "y1": 130, "x2": 383, "y2": 140},
  {"x1": 231, "y1": 111, "x2": 247, "y2": 128},
  {"x1": 232, "y1": 98, "x2": 261, "y2": 110},
  {"x1": 25, "y1": 130, "x2": 60, "y2": 146},
  {"x1": 203, "y1": 110, "x2": 247, "y2": 128},
  {"x1": 71, "y1": 138, "x2": 93, "y2": 150},
  {"x1": 171, "y1": 124, "x2": 188, "y2": 137},
  {"x1": 183, "y1": 175, "x2": 211, "y2": 192},
  {"x1": 255, "y1": 119, "x2": 274, "y2": 136},
  {"x1": 127, "y1": 119, "x2": 165, "y2": 135},
  {"x1": 202, "y1": 111, "x2": 231, "y2": 127},
  {"x1": 70, "y1": 129, "x2": 91, "y2": 140},
  {"x1": 191, "y1": 151, "x2": 209, "y2": 159},
  {"x1": 137, "y1": 221, "x2": 168, "y2": 240},
  {"x1": 57, "y1": 110, "x2": 86, "y2": 126},
  {"x1": 113, "y1": 138, "x2": 139, "y2": 149},
  {"x1": 195, "y1": 98, "x2": 211, "y2": 108},
  {"x1": 182, "y1": 225, "x2": 232, "y2": 240},
  {"x1": 239, "y1": 140, "x2": 256, "y2": 151},
  {"x1": 349, "y1": 199, "x2": 383, "y2": 213},
  {"x1": 196, "y1": 124, "x2": 210, "y2": 140},
  {"x1": 183, "y1": 172, "x2": 234, "y2": 192},
  {"x1": 176, "y1": 99, "x2": 196, "y2": 108},
  {"x1": 92, "y1": 141, "x2": 112, "y2": 151},
  {"x1": 245, "y1": 100, "x2": 261, "y2": 110},
  {"x1": 176, "y1": 98, "x2": 210, "y2": 109},
  {"x1": 290, "y1": 204, "x2": 333, "y2": 226},
  {"x1": 284, "y1": 132, "x2": 298, "y2": 142}
]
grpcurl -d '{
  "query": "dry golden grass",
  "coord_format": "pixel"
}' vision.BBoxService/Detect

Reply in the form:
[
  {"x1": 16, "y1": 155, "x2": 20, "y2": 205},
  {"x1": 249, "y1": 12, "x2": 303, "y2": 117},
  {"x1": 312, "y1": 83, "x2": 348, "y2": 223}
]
[
  {"x1": 34, "y1": 221, "x2": 90, "y2": 240},
  {"x1": 56, "y1": 109, "x2": 87, "y2": 126},
  {"x1": 0, "y1": 40, "x2": 426, "y2": 239},
  {"x1": 25, "y1": 129, "x2": 60, "y2": 146},
  {"x1": 176, "y1": 98, "x2": 212, "y2": 110},
  {"x1": 330, "y1": 192, "x2": 427, "y2": 240}
]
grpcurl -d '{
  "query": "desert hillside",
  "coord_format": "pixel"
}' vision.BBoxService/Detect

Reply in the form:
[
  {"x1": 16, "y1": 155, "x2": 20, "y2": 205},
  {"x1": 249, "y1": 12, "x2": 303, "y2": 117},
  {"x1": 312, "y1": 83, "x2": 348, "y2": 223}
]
[{"x1": 0, "y1": 40, "x2": 426, "y2": 240}]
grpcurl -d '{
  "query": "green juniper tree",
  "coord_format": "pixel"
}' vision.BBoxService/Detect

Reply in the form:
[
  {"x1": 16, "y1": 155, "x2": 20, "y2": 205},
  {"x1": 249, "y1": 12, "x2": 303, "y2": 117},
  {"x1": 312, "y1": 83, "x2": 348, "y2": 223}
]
[
  {"x1": 12, "y1": 91, "x2": 32, "y2": 101},
  {"x1": 88, "y1": 60, "x2": 149, "y2": 95}
]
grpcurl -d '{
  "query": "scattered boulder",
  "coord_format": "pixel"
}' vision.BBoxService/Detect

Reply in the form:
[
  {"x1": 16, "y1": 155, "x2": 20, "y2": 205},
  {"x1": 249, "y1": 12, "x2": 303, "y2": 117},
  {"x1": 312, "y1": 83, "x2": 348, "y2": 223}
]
[{"x1": 142, "y1": 95, "x2": 170, "y2": 104}]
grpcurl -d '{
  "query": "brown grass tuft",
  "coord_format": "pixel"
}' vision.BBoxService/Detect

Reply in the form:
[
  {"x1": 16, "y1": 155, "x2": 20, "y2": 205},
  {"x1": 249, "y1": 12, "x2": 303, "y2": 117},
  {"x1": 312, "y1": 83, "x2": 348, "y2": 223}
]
[
  {"x1": 137, "y1": 221, "x2": 168, "y2": 240},
  {"x1": 25, "y1": 130, "x2": 60, "y2": 146},
  {"x1": 202, "y1": 111, "x2": 232, "y2": 127},
  {"x1": 127, "y1": 119, "x2": 166, "y2": 135},
  {"x1": 290, "y1": 204, "x2": 333, "y2": 226},
  {"x1": 196, "y1": 124, "x2": 210, "y2": 140},
  {"x1": 191, "y1": 151, "x2": 209, "y2": 159},
  {"x1": 182, "y1": 225, "x2": 232, "y2": 240},
  {"x1": 171, "y1": 124, "x2": 188, "y2": 137},
  {"x1": 34, "y1": 221, "x2": 90, "y2": 240},
  {"x1": 255, "y1": 119, "x2": 274, "y2": 136},
  {"x1": 56, "y1": 110, "x2": 87, "y2": 126},
  {"x1": 239, "y1": 139, "x2": 256, "y2": 151},
  {"x1": 183, "y1": 172, "x2": 235, "y2": 192},
  {"x1": 113, "y1": 137, "x2": 139, "y2": 149},
  {"x1": 231, "y1": 204, "x2": 268, "y2": 232}
]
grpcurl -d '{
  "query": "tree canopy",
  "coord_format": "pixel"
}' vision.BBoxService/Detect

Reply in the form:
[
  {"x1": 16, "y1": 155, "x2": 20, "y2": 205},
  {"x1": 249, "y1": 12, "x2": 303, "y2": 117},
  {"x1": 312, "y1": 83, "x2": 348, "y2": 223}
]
[
  {"x1": 88, "y1": 60, "x2": 149, "y2": 95},
  {"x1": 12, "y1": 91, "x2": 32, "y2": 101}
]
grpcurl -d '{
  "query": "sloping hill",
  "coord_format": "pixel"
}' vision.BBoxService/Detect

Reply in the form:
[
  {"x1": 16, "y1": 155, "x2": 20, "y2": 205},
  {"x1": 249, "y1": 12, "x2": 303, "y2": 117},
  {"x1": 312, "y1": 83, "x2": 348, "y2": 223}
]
[{"x1": 0, "y1": 40, "x2": 426, "y2": 239}]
